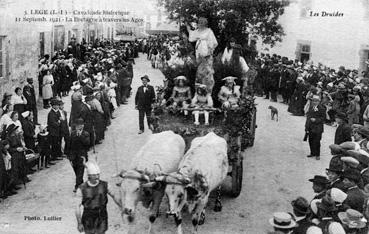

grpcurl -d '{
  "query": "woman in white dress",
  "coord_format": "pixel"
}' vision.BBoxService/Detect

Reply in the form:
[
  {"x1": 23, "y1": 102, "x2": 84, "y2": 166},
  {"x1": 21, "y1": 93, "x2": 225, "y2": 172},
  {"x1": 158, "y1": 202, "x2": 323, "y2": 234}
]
[
  {"x1": 186, "y1": 17, "x2": 218, "y2": 93},
  {"x1": 0, "y1": 104, "x2": 13, "y2": 136},
  {"x1": 7, "y1": 111, "x2": 23, "y2": 133},
  {"x1": 42, "y1": 69, "x2": 54, "y2": 109},
  {"x1": 11, "y1": 87, "x2": 27, "y2": 119}
]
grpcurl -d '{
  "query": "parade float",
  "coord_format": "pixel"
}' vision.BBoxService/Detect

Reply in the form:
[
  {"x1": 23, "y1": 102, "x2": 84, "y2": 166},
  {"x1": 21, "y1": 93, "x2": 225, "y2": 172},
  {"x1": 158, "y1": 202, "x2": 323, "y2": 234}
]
[{"x1": 150, "y1": 34, "x2": 257, "y2": 197}]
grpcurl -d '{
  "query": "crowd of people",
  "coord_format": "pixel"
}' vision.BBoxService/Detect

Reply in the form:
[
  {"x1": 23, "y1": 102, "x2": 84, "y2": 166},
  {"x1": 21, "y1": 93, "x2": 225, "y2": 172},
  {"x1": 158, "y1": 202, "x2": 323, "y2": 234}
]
[
  {"x1": 0, "y1": 38, "x2": 139, "y2": 200},
  {"x1": 256, "y1": 55, "x2": 369, "y2": 232}
]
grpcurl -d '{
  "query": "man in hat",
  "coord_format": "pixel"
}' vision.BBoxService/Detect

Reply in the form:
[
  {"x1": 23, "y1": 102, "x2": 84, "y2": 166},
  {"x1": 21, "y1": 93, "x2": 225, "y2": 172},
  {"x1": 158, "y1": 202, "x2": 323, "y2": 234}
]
[
  {"x1": 342, "y1": 168, "x2": 366, "y2": 213},
  {"x1": 338, "y1": 209, "x2": 367, "y2": 233},
  {"x1": 290, "y1": 197, "x2": 312, "y2": 234},
  {"x1": 326, "y1": 159, "x2": 346, "y2": 191},
  {"x1": 21, "y1": 111, "x2": 36, "y2": 151},
  {"x1": 334, "y1": 112, "x2": 352, "y2": 145},
  {"x1": 75, "y1": 160, "x2": 121, "y2": 234},
  {"x1": 269, "y1": 212, "x2": 296, "y2": 233},
  {"x1": 315, "y1": 196, "x2": 339, "y2": 230},
  {"x1": 23, "y1": 77, "x2": 38, "y2": 125},
  {"x1": 353, "y1": 126, "x2": 369, "y2": 149},
  {"x1": 116, "y1": 63, "x2": 132, "y2": 105},
  {"x1": 68, "y1": 118, "x2": 90, "y2": 192},
  {"x1": 59, "y1": 99, "x2": 70, "y2": 157},
  {"x1": 305, "y1": 95, "x2": 326, "y2": 160},
  {"x1": 309, "y1": 175, "x2": 330, "y2": 199},
  {"x1": 269, "y1": 63, "x2": 280, "y2": 102},
  {"x1": 135, "y1": 75, "x2": 156, "y2": 134},
  {"x1": 47, "y1": 99, "x2": 63, "y2": 161}
]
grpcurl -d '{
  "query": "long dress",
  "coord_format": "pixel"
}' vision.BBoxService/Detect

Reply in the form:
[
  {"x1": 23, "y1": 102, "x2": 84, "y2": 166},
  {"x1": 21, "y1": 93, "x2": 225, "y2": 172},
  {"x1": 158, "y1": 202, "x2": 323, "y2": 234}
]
[
  {"x1": 42, "y1": 74, "x2": 54, "y2": 100},
  {"x1": 7, "y1": 133, "x2": 27, "y2": 185},
  {"x1": 218, "y1": 85, "x2": 241, "y2": 108},
  {"x1": 87, "y1": 98, "x2": 105, "y2": 143},
  {"x1": 0, "y1": 149, "x2": 8, "y2": 195},
  {"x1": 171, "y1": 86, "x2": 192, "y2": 106},
  {"x1": 188, "y1": 27, "x2": 218, "y2": 93}
]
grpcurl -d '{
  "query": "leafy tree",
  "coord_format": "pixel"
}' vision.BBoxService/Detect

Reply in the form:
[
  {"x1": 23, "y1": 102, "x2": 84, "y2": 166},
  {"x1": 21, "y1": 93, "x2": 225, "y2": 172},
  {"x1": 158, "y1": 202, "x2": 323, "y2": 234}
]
[{"x1": 157, "y1": 0, "x2": 289, "y2": 53}]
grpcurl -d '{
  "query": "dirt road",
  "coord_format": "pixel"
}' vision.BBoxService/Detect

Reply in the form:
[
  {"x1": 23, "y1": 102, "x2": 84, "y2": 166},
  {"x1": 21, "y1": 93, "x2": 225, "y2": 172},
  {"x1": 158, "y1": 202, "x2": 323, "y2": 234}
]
[{"x1": 0, "y1": 55, "x2": 336, "y2": 234}]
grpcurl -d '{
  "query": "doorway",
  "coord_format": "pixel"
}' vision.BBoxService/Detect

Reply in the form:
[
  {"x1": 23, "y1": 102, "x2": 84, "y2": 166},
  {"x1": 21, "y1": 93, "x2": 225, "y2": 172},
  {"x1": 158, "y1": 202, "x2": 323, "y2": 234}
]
[{"x1": 39, "y1": 32, "x2": 45, "y2": 58}]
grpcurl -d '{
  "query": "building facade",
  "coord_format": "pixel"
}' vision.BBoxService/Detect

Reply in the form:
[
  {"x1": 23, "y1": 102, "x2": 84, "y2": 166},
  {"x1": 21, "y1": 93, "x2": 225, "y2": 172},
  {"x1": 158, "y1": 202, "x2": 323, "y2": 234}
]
[
  {"x1": 0, "y1": 0, "x2": 128, "y2": 100},
  {"x1": 261, "y1": 0, "x2": 369, "y2": 73}
]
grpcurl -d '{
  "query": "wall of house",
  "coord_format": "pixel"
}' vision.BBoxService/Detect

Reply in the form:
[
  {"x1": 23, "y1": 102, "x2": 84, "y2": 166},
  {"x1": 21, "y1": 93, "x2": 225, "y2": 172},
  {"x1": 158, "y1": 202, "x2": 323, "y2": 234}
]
[{"x1": 261, "y1": 0, "x2": 369, "y2": 72}]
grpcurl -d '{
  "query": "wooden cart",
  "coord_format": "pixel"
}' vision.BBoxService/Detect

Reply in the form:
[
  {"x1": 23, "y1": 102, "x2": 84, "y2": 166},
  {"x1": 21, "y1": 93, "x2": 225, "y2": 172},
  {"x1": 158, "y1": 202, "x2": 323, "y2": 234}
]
[{"x1": 150, "y1": 94, "x2": 257, "y2": 198}]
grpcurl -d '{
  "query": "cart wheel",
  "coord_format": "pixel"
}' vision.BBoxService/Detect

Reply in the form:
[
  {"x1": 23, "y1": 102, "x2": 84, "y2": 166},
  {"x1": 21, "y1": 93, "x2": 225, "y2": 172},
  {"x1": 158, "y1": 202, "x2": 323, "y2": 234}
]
[
  {"x1": 230, "y1": 159, "x2": 243, "y2": 198},
  {"x1": 249, "y1": 108, "x2": 257, "y2": 147}
]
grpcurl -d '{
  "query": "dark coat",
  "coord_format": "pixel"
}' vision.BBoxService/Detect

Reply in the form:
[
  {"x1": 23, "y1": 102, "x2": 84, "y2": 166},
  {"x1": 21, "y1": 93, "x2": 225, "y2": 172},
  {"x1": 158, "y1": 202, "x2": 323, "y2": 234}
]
[
  {"x1": 334, "y1": 123, "x2": 352, "y2": 145},
  {"x1": 117, "y1": 68, "x2": 132, "y2": 87},
  {"x1": 343, "y1": 186, "x2": 366, "y2": 213},
  {"x1": 305, "y1": 104, "x2": 326, "y2": 134},
  {"x1": 80, "y1": 104, "x2": 93, "y2": 134},
  {"x1": 0, "y1": 149, "x2": 7, "y2": 193},
  {"x1": 47, "y1": 109, "x2": 61, "y2": 137},
  {"x1": 328, "y1": 178, "x2": 346, "y2": 191},
  {"x1": 306, "y1": 72, "x2": 320, "y2": 86},
  {"x1": 22, "y1": 118, "x2": 35, "y2": 150},
  {"x1": 37, "y1": 133, "x2": 50, "y2": 156},
  {"x1": 269, "y1": 69, "x2": 280, "y2": 90},
  {"x1": 135, "y1": 85, "x2": 156, "y2": 110},
  {"x1": 292, "y1": 217, "x2": 312, "y2": 234},
  {"x1": 23, "y1": 84, "x2": 36, "y2": 108},
  {"x1": 60, "y1": 110, "x2": 70, "y2": 136},
  {"x1": 279, "y1": 69, "x2": 289, "y2": 89},
  {"x1": 7, "y1": 133, "x2": 27, "y2": 185},
  {"x1": 69, "y1": 100, "x2": 83, "y2": 127},
  {"x1": 68, "y1": 130, "x2": 90, "y2": 162},
  {"x1": 313, "y1": 190, "x2": 327, "y2": 200}
]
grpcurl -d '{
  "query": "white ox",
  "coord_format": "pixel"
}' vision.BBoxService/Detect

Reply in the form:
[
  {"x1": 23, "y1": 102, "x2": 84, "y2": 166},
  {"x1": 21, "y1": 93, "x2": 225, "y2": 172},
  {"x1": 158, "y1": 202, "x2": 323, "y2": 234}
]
[
  {"x1": 114, "y1": 131, "x2": 185, "y2": 232},
  {"x1": 156, "y1": 132, "x2": 229, "y2": 234}
]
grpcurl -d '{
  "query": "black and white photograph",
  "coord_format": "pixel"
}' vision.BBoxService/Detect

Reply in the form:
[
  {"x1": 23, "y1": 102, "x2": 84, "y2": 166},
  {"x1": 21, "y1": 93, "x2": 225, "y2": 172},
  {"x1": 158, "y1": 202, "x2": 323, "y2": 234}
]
[{"x1": 0, "y1": 0, "x2": 369, "y2": 233}]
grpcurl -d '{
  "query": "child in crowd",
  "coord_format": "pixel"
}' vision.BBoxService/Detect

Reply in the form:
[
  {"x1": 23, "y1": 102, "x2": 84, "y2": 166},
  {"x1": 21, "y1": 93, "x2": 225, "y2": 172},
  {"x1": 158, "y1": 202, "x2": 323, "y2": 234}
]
[{"x1": 36, "y1": 125, "x2": 53, "y2": 169}]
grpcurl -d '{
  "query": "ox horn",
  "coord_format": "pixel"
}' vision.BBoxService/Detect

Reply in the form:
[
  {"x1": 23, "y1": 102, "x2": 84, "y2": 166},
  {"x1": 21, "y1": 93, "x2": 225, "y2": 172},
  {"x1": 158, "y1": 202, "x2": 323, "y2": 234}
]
[
  {"x1": 180, "y1": 176, "x2": 192, "y2": 184},
  {"x1": 141, "y1": 174, "x2": 150, "y2": 182},
  {"x1": 112, "y1": 169, "x2": 126, "y2": 178},
  {"x1": 154, "y1": 175, "x2": 167, "y2": 182},
  {"x1": 142, "y1": 182, "x2": 156, "y2": 188}
]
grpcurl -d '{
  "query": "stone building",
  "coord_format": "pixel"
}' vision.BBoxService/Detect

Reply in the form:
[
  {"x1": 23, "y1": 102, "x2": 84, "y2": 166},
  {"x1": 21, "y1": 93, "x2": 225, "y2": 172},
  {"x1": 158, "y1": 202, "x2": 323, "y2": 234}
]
[
  {"x1": 0, "y1": 0, "x2": 144, "y2": 101},
  {"x1": 261, "y1": 0, "x2": 369, "y2": 73}
]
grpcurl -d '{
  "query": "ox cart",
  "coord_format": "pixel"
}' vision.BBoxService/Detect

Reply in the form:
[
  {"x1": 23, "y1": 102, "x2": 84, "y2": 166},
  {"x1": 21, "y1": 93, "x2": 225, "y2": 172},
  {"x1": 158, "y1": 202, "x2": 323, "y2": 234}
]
[{"x1": 150, "y1": 88, "x2": 257, "y2": 198}]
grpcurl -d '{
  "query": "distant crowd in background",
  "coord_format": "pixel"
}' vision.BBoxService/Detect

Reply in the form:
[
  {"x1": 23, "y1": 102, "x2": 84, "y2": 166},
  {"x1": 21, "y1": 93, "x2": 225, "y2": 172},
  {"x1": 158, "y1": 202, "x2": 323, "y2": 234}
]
[{"x1": 0, "y1": 38, "x2": 139, "y2": 200}]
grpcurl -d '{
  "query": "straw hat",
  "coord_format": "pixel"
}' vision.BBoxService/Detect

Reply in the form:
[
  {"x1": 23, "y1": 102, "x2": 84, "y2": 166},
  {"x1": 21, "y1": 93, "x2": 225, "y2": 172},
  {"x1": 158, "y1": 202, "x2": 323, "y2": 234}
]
[
  {"x1": 338, "y1": 209, "x2": 367, "y2": 229},
  {"x1": 306, "y1": 226, "x2": 322, "y2": 234},
  {"x1": 268, "y1": 212, "x2": 296, "y2": 229},
  {"x1": 222, "y1": 76, "x2": 238, "y2": 83},
  {"x1": 174, "y1": 76, "x2": 187, "y2": 81},
  {"x1": 341, "y1": 157, "x2": 360, "y2": 168},
  {"x1": 329, "y1": 188, "x2": 347, "y2": 203}
]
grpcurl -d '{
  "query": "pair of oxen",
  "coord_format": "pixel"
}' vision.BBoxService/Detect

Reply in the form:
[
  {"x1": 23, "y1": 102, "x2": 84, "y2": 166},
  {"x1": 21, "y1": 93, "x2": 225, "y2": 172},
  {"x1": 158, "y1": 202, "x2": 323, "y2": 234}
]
[{"x1": 113, "y1": 130, "x2": 229, "y2": 234}]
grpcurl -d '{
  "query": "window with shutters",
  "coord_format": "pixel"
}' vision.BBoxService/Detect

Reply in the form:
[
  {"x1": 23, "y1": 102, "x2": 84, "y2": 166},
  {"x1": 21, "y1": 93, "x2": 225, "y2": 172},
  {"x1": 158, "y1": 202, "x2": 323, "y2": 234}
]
[{"x1": 296, "y1": 41, "x2": 311, "y2": 63}]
